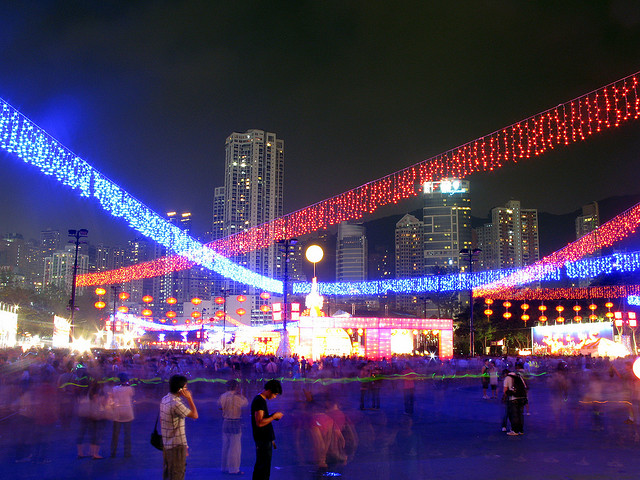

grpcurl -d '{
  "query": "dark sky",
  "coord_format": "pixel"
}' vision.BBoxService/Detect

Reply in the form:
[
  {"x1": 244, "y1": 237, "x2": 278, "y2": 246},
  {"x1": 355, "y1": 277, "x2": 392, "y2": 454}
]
[{"x1": 1, "y1": 1, "x2": 640, "y2": 245}]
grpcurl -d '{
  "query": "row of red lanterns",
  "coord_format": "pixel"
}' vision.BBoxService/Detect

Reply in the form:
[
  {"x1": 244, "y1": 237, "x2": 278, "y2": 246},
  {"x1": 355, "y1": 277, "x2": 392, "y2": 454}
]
[
  {"x1": 483, "y1": 299, "x2": 622, "y2": 323},
  {"x1": 94, "y1": 288, "x2": 272, "y2": 321}
]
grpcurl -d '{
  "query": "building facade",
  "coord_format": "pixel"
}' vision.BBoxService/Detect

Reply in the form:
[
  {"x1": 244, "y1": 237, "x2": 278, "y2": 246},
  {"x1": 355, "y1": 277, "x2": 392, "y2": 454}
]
[
  {"x1": 394, "y1": 213, "x2": 424, "y2": 314},
  {"x1": 336, "y1": 222, "x2": 368, "y2": 282},
  {"x1": 422, "y1": 179, "x2": 472, "y2": 272},
  {"x1": 213, "y1": 130, "x2": 285, "y2": 325},
  {"x1": 477, "y1": 200, "x2": 539, "y2": 271}
]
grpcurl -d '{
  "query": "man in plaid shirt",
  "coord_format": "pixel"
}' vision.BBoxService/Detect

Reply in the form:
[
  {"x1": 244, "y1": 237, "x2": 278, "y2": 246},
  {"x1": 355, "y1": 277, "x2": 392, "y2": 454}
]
[{"x1": 160, "y1": 375, "x2": 199, "y2": 480}]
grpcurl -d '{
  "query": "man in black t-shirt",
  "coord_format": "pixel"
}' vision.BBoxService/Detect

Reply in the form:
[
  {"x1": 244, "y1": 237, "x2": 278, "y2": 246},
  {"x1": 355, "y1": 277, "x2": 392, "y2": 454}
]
[{"x1": 251, "y1": 380, "x2": 283, "y2": 480}]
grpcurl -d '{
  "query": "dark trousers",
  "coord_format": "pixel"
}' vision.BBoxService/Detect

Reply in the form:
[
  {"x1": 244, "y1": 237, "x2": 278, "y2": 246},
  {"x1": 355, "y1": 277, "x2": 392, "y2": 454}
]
[
  {"x1": 111, "y1": 421, "x2": 132, "y2": 456},
  {"x1": 507, "y1": 400, "x2": 524, "y2": 433},
  {"x1": 253, "y1": 441, "x2": 273, "y2": 480},
  {"x1": 163, "y1": 445, "x2": 187, "y2": 480}
]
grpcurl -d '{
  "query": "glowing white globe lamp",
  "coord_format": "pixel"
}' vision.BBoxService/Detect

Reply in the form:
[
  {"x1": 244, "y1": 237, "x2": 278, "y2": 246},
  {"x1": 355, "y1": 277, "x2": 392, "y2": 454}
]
[
  {"x1": 305, "y1": 245, "x2": 324, "y2": 278},
  {"x1": 305, "y1": 245, "x2": 324, "y2": 263}
]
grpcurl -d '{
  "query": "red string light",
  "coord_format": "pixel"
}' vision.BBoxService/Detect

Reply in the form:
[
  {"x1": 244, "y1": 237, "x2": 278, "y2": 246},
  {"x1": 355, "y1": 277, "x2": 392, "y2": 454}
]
[{"x1": 482, "y1": 285, "x2": 640, "y2": 301}]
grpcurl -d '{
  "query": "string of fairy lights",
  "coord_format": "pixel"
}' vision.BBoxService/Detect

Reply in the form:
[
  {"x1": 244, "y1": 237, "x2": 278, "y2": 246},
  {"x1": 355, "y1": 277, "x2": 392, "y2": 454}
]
[
  {"x1": 291, "y1": 251, "x2": 640, "y2": 297},
  {"x1": 74, "y1": 71, "x2": 640, "y2": 287},
  {"x1": 0, "y1": 98, "x2": 282, "y2": 294},
  {"x1": 2, "y1": 73, "x2": 640, "y2": 293}
]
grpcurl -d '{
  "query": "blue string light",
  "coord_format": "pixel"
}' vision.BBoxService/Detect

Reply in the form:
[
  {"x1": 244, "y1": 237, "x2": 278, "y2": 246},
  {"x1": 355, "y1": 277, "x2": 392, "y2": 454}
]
[
  {"x1": 565, "y1": 251, "x2": 640, "y2": 278},
  {"x1": 0, "y1": 98, "x2": 282, "y2": 293},
  {"x1": 294, "y1": 251, "x2": 640, "y2": 297}
]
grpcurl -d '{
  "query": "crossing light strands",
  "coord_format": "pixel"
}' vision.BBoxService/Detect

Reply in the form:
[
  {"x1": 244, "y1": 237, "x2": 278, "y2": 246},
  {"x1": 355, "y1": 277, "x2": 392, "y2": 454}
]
[
  {"x1": 0, "y1": 98, "x2": 282, "y2": 294},
  {"x1": 78, "y1": 71, "x2": 640, "y2": 286}
]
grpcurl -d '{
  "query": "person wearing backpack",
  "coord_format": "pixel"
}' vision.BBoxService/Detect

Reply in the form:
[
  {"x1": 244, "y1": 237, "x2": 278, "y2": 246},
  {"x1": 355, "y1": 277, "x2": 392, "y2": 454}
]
[{"x1": 503, "y1": 370, "x2": 528, "y2": 435}]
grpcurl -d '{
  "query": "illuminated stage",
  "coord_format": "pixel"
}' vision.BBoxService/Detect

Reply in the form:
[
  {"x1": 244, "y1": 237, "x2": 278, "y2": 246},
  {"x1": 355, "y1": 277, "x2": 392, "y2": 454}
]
[
  {"x1": 297, "y1": 316, "x2": 453, "y2": 360},
  {"x1": 532, "y1": 321, "x2": 631, "y2": 357}
]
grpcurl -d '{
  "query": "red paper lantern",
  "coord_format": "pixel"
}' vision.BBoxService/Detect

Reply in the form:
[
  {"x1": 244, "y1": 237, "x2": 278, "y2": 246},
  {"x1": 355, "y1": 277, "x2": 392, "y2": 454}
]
[
  {"x1": 95, "y1": 287, "x2": 106, "y2": 296},
  {"x1": 142, "y1": 309, "x2": 152, "y2": 316},
  {"x1": 236, "y1": 308, "x2": 246, "y2": 316},
  {"x1": 260, "y1": 292, "x2": 271, "y2": 300},
  {"x1": 191, "y1": 297, "x2": 202, "y2": 305},
  {"x1": 215, "y1": 297, "x2": 225, "y2": 304},
  {"x1": 94, "y1": 301, "x2": 106, "y2": 309},
  {"x1": 237, "y1": 295, "x2": 247, "y2": 303},
  {"x1": 166, "y1": 311, "x2": 177, "y2": 318},
  {"x1": 166, "y1": 297, "x2": 177, "y2": 305},
  {"x1": 215, "y1": 310, "x2": 225, "y2": 318},
  {"x1": 119, "y1": 292, "x2": 130, "y2": 301},
  {"x1": 143, "y1": 295, "x2": 153, "y2": 303}
]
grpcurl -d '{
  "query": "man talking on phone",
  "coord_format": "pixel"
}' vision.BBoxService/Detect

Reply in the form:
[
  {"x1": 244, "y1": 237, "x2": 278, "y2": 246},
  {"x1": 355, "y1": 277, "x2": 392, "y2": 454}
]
[
  {"x1": 160, "y1": 374, "x2": 199, "y2": 480},
  {"x1": 251, "y1": 379, "x2": 283, "y2": 480}
]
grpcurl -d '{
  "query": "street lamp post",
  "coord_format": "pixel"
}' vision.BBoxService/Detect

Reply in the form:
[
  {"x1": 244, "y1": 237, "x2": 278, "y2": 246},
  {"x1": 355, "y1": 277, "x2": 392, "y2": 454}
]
[
  {"x1": 68, "y1": 228, "x2": 88, "y2": 339},
  {"x1": 220, "y1": 288, "x2": 229, "y2": 351},
  {"x1": 460, "y1": 248, "x2": 481, "y2": 356},
  {"x1": 276, "y1": 238, "x2": 297, "y2": 356}
]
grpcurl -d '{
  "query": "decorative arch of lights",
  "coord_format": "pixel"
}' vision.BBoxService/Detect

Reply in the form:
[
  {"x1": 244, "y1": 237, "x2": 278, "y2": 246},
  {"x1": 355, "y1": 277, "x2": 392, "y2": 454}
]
[
  {"x1": 77, "y1": 70, "x2": 640, "y2": 287},
  {"x1": 0, "y1": 98, "x2": 282, "y2": 293}
]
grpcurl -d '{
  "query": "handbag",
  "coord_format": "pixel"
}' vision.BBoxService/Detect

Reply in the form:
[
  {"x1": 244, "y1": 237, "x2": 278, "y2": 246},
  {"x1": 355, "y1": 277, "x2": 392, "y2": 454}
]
[{"x1": 150, "y1": 415, "x2": 163, "y2": 451}]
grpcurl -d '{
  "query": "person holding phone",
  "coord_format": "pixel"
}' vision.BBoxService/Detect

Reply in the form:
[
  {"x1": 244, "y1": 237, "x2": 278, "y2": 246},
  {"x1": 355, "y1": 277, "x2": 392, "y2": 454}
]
[
  {"x1": 160, "y1": 374, "x2": 198, "y2": 480},
  {"x1": 251, "y1": 379, "x2": 283, "y2": 480}
]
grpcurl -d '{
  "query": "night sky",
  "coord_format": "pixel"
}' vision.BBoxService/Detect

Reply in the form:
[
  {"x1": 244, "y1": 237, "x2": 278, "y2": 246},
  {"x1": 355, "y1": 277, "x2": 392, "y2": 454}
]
[{"x1": 1, "y1": 1, "x2": 640, "y2": 245}]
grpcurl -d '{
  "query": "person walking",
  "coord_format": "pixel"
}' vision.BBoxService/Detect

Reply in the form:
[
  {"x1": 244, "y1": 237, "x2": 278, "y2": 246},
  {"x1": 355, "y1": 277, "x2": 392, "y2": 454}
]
[
  {"x1": 160, "y1": 374, "x2": 198, "y2": 480},
  {"x1": 251, "y1": 379, "x2": 284, "y2": 480},
  {"x1": 110, "y1": 372, "x2": 134, "y2": 457},
  {"x1": 503, "y1": 369, "x2": 527, "y2": 435},
  {"x1": 219, "y1": 379, "x2": 248, "y2": 475}
]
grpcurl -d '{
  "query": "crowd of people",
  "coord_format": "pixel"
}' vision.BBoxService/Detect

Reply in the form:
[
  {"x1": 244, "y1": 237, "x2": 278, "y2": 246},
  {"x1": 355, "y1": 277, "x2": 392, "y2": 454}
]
[{"x1": 1, "y1": 348, "x2": 639, "y2": 479}]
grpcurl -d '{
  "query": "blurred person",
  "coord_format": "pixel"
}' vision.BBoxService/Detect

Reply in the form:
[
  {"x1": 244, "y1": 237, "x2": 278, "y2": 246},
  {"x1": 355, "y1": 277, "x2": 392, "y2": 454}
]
[
  {"x1": 489, "y1": 360, "x2": 499, "y2": 399},
  {"x1": 401, "y1": 363, "x2": 416, "y2": 414},
  {"x1": 218, "y1": 379, "x2": 248, "y2": 475},
  {"x1": 359, "y1": 362, "x2": 372, "y2": 410},
  {"x1": 56, "y1": 361, "x2": 76, "y2": 430},
  {"x1": 503, "y1": 368, "x2": 528, "y2": 435},
  {"x1": 31, "y1": 369, "x2": 60, "y2": 463},
  {"x1": 110, "y1": 372, "x2": 135, "y2": 457},
  {"x1": 500, "y1": 368, "x2": 511, "y2": 432},
  {"x1": 160, "y1": 374, "x2": 199, "y2": 480},
  {"x1": 371, "y1": 365, "x2": 383, "y2": 410},
  {"x1": 481, "y1": 359, "x2": 491, "y2": 399},
  {"x1": 583, "y1": 369, "x2": 606, "y2": 431},
  {"x1": 14, "y1": 374, "x2": 35, "y2": 463},
  {"x1": 251, "y1": 379, "x2": 283, "y2": 480},
  {"x1": 550, "y1": 361, "x2": 570, "y2": 432},
  {"x1": 89, "y1": 381, "x2": 111, "y2": 459}
]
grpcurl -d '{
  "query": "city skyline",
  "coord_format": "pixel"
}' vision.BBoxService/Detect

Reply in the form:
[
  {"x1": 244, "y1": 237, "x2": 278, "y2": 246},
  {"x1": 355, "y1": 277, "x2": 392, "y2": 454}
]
[{"x1": 1, "y1": 3, "x2": 639, "y2": 248}]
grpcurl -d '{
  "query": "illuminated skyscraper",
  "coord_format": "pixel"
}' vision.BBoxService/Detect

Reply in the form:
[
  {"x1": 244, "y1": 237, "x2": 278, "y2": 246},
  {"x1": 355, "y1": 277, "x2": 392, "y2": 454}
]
[
  {"x1": 576, "y1": 202, "x2": 599, "y2": 240},
  {"x1": 395, "y1": 214, "x2": 424, "y2": 313},
  {"x1": 336, "y1": 222, "x2": 367, "y2": 282},
  {"x1": 43, "y1": 244, "x2": 89, "y2": 295},
  {"x1": 476, "y1": 200, "x2": 539, "y2": 271},
  {"x1": 422, "y1": 179, "x2": 472, "y2": 272},
  {"x1": 213, "y1": 130, "x2": 284, "y2": 324}
]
